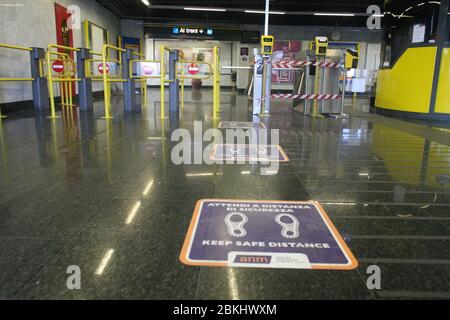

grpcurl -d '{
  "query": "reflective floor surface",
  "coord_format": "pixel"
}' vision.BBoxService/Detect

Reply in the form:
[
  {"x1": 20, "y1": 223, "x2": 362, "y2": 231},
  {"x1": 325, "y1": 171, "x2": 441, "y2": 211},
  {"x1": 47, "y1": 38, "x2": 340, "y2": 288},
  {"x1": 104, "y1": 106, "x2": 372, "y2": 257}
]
[{"x1": 0, "y1": 89, "x2": 449, "y2": 299}]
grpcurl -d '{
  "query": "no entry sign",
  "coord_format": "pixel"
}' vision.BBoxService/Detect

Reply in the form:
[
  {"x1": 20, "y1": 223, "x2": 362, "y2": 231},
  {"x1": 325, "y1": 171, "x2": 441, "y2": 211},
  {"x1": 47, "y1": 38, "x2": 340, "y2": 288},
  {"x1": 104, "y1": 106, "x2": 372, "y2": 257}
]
[
  {"x1": 180, "y1": 199, "x2": 358, "y2": 270},
  {"x1": 187, "y1": 63, "x2": 200, "y2": 75},
  {"x1": 98, "y1": 62, "x2": 110, "y2": 74},
  {"x1": 52, "y1": 60, "x2": 64, "y2": 73}
]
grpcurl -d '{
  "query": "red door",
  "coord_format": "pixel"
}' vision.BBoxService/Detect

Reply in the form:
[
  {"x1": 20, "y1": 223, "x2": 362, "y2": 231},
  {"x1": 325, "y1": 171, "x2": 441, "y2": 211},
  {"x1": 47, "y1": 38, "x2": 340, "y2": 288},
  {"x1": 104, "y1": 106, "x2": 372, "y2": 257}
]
[{"x1": 54, "y1": 3, "x2": 76, "y2": 98}]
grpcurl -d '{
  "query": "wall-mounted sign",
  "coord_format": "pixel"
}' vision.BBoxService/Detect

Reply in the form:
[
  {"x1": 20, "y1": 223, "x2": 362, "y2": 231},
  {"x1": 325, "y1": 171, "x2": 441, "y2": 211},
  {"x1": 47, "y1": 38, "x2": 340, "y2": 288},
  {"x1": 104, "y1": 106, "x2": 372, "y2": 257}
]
[
  {"x1": 412, "y1": 24, "x2": 426, "y2": 43},
  {"x1": 172, "y1": 27, "x2": 213, "y2": 36},
  {"x1": 145, "y1": 26, "x2": 240, "y2": 41},
  {"x1": 240, "y1": 47, "x2": 249, "y2": 56}
]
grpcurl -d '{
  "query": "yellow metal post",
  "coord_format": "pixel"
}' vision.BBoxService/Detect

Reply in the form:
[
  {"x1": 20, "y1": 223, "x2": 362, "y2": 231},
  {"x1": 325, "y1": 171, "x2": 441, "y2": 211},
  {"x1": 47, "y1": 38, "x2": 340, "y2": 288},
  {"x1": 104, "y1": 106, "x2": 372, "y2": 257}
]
[
  {"x1": 212, "y1": 46, "x2": 220, "y2": 119},
  {"x1": 46, "y1": 50, "x2": 59, "y2": 119},
  {"x1": 159, "y1": 46, "x2": 167, "y2": 119},
  {"x1": 102, "y1": 45, "x2": 112, "y2": 119},
  {"x1": 84, "y1": 20, "x2": 90, "y2": 49}
]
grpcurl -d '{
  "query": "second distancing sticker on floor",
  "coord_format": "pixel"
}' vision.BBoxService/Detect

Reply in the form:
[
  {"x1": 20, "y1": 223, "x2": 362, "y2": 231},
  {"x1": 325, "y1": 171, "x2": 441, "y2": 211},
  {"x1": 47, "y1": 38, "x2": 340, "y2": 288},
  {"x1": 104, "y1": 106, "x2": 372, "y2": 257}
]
[
  {"x1": 218, "y1": 121, "x2": 266, "y2": 129},
  {"x1": 211, "y1": 144, "x2": 289, "y2": 162},
  {"x1": 180, "y1": 199, "x2": 358, "y2": 270}
]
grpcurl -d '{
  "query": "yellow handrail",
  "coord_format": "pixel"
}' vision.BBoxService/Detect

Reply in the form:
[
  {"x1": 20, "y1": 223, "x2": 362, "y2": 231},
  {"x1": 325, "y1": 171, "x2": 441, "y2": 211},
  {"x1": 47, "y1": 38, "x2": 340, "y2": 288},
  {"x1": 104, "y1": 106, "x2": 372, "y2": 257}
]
[
  {"x1": 0, "y1": 44, "x2": 34, "y2": 118},
  {"x1": 0, "y1": 78, "x2": 34, "y2": 81},
  {"x1": 0, "y1": 43, "x2": 33, "y2": 52}
]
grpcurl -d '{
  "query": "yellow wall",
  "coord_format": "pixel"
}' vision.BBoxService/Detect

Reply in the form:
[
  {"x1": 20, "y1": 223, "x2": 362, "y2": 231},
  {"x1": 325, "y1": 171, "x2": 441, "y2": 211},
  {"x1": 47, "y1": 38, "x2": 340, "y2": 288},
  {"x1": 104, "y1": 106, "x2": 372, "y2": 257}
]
[
  {"x1": 372, "y1": 124, "x2": 450, "y2": 190},
  {"x1": 372, "y1": 125, "x2": 424, "y2": 186},
  {"x1": 434, "y1": 48, "x2": 450, "y2": 114},
  {"x1": 376, "y1": 47, "x2": 437, "y2": 113}
]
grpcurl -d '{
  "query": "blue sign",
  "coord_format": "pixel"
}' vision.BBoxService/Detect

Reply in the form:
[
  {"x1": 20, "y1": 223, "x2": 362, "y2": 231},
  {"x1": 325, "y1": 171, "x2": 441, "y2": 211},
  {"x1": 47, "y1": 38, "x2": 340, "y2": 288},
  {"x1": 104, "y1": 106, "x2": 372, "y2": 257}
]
[
  {"x1": 207, "y1": 29, "x2": 213, "y2": 36},
  {"x1": 172, "y1": 27, "x2": 179, "y2": 34},
  {"x1": 211, "y1": 144, "x2": 289, "y2": 162},
  {"x1": 180, "y1": 200, "x2": 358, "y2": 270}
]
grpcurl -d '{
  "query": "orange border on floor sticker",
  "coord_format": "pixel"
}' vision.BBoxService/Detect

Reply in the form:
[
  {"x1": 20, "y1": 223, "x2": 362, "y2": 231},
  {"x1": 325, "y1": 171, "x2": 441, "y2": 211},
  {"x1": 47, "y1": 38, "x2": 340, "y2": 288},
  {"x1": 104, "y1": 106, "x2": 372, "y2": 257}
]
[
  {"x1": 180, "y1": 199, "x2": 358, "y2": 270},
  {"x1": 209, "y1": 144, "x2": 289, "y2": 163},
  {"x1": 218, "y1": 121, "x2": 266, "y2": 129}
]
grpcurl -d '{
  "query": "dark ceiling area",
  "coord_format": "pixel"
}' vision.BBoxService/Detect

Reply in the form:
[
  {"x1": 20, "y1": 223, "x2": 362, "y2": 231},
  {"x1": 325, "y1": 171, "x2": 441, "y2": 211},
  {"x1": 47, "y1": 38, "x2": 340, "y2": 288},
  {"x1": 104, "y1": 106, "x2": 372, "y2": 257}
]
[{"x1": 94, "y1": 0, "x2": 385, "y2": 27}]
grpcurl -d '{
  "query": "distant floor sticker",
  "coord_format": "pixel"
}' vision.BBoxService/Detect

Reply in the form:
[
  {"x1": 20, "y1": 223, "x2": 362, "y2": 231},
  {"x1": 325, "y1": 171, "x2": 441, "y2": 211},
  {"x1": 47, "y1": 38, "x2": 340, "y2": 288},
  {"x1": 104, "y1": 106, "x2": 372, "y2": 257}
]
[
  {"x1": 211, "y1": 144, "x2": 289, "y2": 162},
  {"x1": 180, "y1": 199, "x2": 358, "y2": 270},
  {"x1": 219, "y1": 121, "x2": 266, "y2": 129}
]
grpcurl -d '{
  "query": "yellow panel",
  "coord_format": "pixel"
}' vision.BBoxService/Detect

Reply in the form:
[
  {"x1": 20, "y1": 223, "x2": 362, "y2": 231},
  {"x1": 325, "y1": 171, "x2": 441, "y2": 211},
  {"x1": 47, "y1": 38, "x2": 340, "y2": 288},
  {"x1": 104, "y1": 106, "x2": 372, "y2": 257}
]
[
  {"x1": 376, "y1": 47, "x2": 437, "y2": 113},
  {"x1": 434, "y1": 48, "x2": 450, "y2": 114}
]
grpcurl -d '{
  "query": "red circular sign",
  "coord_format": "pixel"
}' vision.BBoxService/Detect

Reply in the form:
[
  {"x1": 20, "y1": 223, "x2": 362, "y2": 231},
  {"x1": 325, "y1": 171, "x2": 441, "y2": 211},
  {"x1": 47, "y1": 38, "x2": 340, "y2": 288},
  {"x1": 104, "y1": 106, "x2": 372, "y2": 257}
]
[
  {"x1": 98, "y1": 62, "x2": 110, "y2": 74},
  {"x1": 187, "y1": 63, "x2": 200, "y2": 75},
  {"x1": 52, "y1": 60, "x2": 65, "y2": 73}
]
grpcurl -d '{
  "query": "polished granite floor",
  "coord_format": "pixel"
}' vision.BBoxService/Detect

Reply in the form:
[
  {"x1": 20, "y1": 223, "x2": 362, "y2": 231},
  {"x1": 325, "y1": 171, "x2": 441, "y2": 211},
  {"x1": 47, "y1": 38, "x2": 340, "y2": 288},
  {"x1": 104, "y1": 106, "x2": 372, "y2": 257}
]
[{"x1": 0, "y1": 88, "x2": 449, "y2": 300}]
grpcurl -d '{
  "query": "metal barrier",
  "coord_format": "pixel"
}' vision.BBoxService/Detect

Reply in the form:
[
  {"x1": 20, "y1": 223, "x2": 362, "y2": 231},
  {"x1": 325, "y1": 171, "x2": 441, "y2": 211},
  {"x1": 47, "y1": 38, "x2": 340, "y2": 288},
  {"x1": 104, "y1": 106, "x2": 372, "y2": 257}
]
[
  {"x1": 0, "y1": 43, "x2": 34, "y2": 119},
  {"x1": 101, "y1": 44, "x2": 126, "y2": 119},
  {"x1": 46, "y1": 44, "x2": 81, "y2": 119},
  {"x1": 130, "y1": 50, "x2": 148, "y2": 108},
  {"x1": 44, "y1": 52, "x2": 77, "y2": 110},
  {"x1": 1, "y1": 42, "x2": 222, "y2": 121},
  {"x1": 177, "y1": 59, "x2": 213, "y2": 112}
]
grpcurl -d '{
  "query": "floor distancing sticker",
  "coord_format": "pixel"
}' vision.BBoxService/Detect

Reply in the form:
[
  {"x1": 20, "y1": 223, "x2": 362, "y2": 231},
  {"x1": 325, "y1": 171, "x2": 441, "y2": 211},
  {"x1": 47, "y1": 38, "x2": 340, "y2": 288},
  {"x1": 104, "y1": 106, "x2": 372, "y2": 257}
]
[
  {"x1": 180, "y1": 199, "x2": 358, "y2": 270},
  {"x1": 219, "y1": 121, "x2": 266, "y2": 129},
  {"x1": 210, "y1": 144, "x2": 289, "y2": 162}
]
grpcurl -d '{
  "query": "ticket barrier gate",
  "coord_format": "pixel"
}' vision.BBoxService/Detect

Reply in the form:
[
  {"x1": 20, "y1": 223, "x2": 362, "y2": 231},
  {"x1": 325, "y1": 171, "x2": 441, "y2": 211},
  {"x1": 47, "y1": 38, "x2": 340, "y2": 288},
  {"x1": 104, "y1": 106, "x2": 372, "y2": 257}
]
[
  {"x1": 45, "y1": 44, "x2": 81, "y2": 118},
  {"x1": 1, "y1": 42, "x2": 221, "y2": 121},
  {"x1": 175, "y1": 46, "x2": 220, "y2": 119}
]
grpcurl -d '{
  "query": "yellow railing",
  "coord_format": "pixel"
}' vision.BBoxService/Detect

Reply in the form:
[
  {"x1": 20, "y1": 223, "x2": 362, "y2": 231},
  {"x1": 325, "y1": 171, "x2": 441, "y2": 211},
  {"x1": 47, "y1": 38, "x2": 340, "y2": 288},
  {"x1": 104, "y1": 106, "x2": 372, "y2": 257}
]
[
  {"x1": 46, "y1": 44, "x2": 80, "y2": 119},
  {"x1": 0, "y1": 43, "x2": 35, "y2": 118},
  {"x1": 101, "y1": 44, "x2": 126, "y2": 119}
]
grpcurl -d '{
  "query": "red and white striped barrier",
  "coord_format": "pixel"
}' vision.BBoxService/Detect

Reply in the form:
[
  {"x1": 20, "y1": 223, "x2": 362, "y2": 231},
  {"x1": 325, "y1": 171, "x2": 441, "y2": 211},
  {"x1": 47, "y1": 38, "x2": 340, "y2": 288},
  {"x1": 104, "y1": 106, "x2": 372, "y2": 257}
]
[
  {"x1": 271, "y1": 93, "x2": 341, "y2": 100},
  {"x1": 272, "y1": 60, "x2": 341, "y2": 69}
]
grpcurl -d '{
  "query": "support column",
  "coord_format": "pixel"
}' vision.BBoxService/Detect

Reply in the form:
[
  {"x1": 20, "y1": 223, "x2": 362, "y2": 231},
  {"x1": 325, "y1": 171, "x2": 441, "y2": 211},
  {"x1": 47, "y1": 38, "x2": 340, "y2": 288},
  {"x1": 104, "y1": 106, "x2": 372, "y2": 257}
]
[
  {"x1": 169, "y1": 50, "x2": 179, "y2": 113},
  {"x1": 122, "y1": 48, "x2": 141, "y2": 113},
  {"x1": 76, "y1": 48, "x2": 93, "y2": 112},
  {"x1": 30, "y1": 48, "x2": 49, "y2": 112}
]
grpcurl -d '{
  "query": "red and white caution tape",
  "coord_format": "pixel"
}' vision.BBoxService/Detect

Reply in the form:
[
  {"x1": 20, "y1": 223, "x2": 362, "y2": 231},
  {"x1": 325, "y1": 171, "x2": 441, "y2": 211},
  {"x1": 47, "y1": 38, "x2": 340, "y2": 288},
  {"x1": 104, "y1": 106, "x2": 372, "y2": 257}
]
[
  {"x1": 271, "y1": 93, "x2": 341, "y2": 100},
  {"x1": 272, "y1": 60, "x2": 341, "y2": 69}
]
